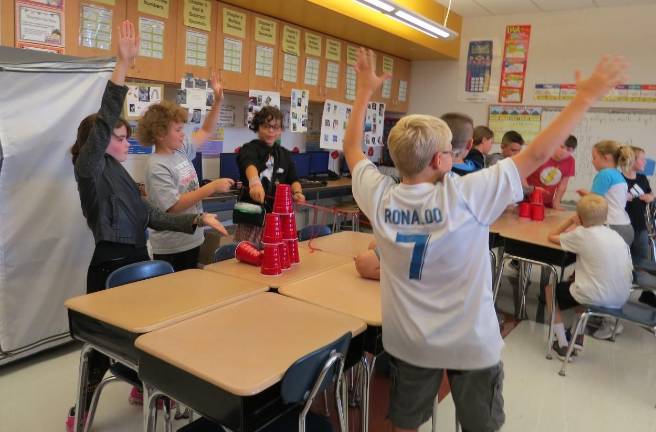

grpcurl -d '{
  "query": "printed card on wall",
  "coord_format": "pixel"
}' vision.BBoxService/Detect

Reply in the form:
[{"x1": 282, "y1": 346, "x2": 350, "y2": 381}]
[
  {"x1": 458, "y1": 39, "x2": 502, "y2": 103},
  {"x1": 125, "y1": 83, "x2": 163, "y2": 119},
  {"x1": 16, "y1": 1, "x2": 65, "y2": 52},
  {"x1": 247, "y1": 89, "x2": 281, "y2": 128},
  {"x1": 499, "y1": 25, "x2": 531, "y2": 104},
  {"x1": 488, "y1": 105, "x2": 542, "y2": 145},
  {"x1": 80, "y1": 4, "x2": 112, "y2": 50},
  {"x1": 290, "y1": 89, "x2": 309, "y2": 133},
  {"x1": 535, "y1": 83, "x2": 656, "y2": 103},
  {"x1": 320, "y1": 99, "x2": 352, "y2": 151},
  {"x1": 364, "y1": 102, "x2": 385, "y2": 162}
]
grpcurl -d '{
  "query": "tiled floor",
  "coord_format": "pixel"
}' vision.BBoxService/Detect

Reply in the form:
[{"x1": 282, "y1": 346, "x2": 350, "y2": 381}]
[{"x1": 2, "y1": 275, "x2": 655, "y2": 431}]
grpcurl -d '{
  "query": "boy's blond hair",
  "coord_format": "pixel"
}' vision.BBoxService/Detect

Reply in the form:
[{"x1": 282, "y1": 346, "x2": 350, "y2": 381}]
[
  {"x1": 137, "y1": 101, "x2": 188, "y2": 147},
  {"x1": 387, "y1": 114, "x2": 452, "y2": 178},
  {"x1": 577, "y1": 194, "x2": 608, "y2": 227}
]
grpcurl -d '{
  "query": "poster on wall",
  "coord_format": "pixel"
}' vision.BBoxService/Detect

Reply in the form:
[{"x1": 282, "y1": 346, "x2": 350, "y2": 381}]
[
  {"x1": 290, "y1": 88, "x2": 309, "y2": 133},
  {"x1": 16, "y1": 1, "x2": 65, "y2": 52},
  {"x1": 364, "y1": 102, "x2": 385, "y2": 147},
  {"x1": 80, "y1": 4, "x2": 112, "y2": 50},
  {"x1": 320, "y1": 99, "x2": 352, "y2": 151},
  {"x1": 247, "y1": 89, "x2": 281, "y2": 128},
  {"x1": 498, "y1": 25, "x2": 531, "y2": 104},
  {"x1": 488, "y1": 105, "x2": 542, "y2": 145},
  {"x1": 124, "y1": 83, "x2": 163, "y2": 119},
  {"x1": 139, "y1": 17, "x2": 165, "y2": 59},
  {"x1": 535, "y1": 83, "x2": 656, "y2": 103}
]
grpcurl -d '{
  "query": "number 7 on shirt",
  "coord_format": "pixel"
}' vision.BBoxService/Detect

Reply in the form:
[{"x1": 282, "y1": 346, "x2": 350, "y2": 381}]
[{"x1": 395, "y1": 233, "x2": 431, "y2": 280}]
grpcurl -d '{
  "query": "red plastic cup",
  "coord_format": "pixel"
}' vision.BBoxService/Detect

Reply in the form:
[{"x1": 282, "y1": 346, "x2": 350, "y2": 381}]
[
  {"x1": 281, "y1": 214, "x2": 298, "y2": 240},
  {"x1": 235, "y1": 241, "x2": 263, "y2": 266},
  {"x1": 530, "y1": 189, "x2": 543, "y2": 205},
  {"x1": 279, "y1": 241, "x2": 291, "y2": 270},
  {"x1": 287, "y1": 239, "x2": 300, "y2": 264},
  {"x1": 518, "y1": 202, "x2": 531, "y2": 218},
  {"x1": 531, "y1": 204, "x2": 545, "y2": 221},
  {"x1": 261, "y1": 213, "x2": 283, "y2": 244},
  {"x1": 261, "y1": 243, "x2": 282, "y2": 276},
  {"x1": 273, "y1": 184, "x2": 293, "y2": 214}
]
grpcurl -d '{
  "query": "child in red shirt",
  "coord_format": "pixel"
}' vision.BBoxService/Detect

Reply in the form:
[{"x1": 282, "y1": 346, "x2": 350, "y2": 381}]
[{"x1": 526, "y1": 135, "x2": 577, "y2": 209}]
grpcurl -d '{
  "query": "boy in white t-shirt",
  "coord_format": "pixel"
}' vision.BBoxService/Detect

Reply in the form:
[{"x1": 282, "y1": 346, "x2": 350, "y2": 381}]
[
  {"x1": 545, "y1": 194, "x2": 632, "y2": 359},
  {"x1": 343, "y1": 48, "x2": 627, "y2": 432}
]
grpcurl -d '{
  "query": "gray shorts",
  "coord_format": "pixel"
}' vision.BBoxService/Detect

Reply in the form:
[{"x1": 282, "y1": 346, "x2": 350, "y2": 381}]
[{"x1": 388, "y1": 356, "x2": 505, "y2": 431}]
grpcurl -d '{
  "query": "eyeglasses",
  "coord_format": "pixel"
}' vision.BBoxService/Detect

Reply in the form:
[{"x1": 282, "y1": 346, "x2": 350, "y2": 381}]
[
  {"x1": 440, "y1": 149, "x2": 457, "y2": 157},
  {"x1": 262, "y1": 123, "x2": 282, "y2": 131},
  {"x1": 111, "y1": 133, "x2": 128, "y2": 141}
]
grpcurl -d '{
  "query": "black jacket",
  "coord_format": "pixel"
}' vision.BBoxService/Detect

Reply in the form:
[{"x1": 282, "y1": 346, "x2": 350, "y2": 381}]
[
  {"x1": 74, "y1": 81, "x2": 196, "y2": 247},
  {"x1": 236, "y1": 139, "x2": 299, "y2": 210}
]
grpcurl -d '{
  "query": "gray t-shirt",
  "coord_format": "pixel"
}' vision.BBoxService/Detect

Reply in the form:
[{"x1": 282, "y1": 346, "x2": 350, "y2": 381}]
[{"x1": 145, "y1": 136, "x2": 204, "y2": 254}]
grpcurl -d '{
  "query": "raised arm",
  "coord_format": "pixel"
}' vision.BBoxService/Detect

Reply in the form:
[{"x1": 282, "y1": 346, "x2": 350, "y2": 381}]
[
  {"x1": 512, "y1": 56, "x2": 628, "y2": 179},
  {"x1": 343, "y1": 48, "x2": 391, "y2": 172},
  {"x1": 191, "y1": 70, "x2": 223, "y2": 148},
  {"x1": 75, "y1": 21, "x2": 139, "y2": 177}
]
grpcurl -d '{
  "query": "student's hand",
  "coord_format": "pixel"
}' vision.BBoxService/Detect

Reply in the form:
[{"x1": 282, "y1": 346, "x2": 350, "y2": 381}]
[
  {"x1": 640, "y1": 194, "x2": 654, "y2": 203},
  {"x1": 202, "y1": 213, "x2": 228, "y2": 236},
  {"x1": 292, "y1": 191, "x2": 305, "y2": 204},
  {"x1": 575, "y1": 55, "x2": 629, "y2": 104},
  {"x1": 570, "y1": 214, "x2": 581, "y2": 226},
  {"x1": 627, "y1": 192, "x2": 634, "y2": 202},
  {"x1": 209, "y1": 70, "x2": 224, "y2": 104},
  {"x1": 209, "y1": 178, "x2": 234, "y2": 193},
  {"x1": 117, "y1": 20, "x2": 139, "y2": 65},
  {"x1": 249, "y1": 183, "x2": 265, "y2": 203},
  {"x1": 576, "y1": 189, "x2": 589, "y2": 197},
  {"x1": 552, "y1": 203, "x2": 562, "y2": 210},
  {"x1": 355, "y1": 48, "x2": 391, "y2": 98}
]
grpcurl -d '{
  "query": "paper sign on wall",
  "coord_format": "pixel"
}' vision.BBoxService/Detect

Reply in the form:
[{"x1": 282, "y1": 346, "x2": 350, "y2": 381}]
[
  {"x1": 185, "y1": 29, "x2": 208, "y2": 67},
  {"x1": 326, "y1": 39, "x2": 341, "y2": 61},
  {"x1": 17, "y1": 2, "x2": 64, "y2": 48},
  {"x1": 223, "y1": 38, "x2": 242, "y2": 73},
  {"x1": 125, "y1": 83, "x2": 163, "y2": 119},
  {"x1": 346, "y1": 45, "x2": 358, "y2": 65},
  {"x1": 290, "y1": 89, "x2": 309, "y2": 133},
  {"x1": 80, "y1": 4, "x2": 112, "y2": 50},
  {"x1": 488, "y1": 105, "x2": 542, "y2": 145},
  {"x1": 499, "y1": 25, "x2": 531, "y2": 103},
  {"x1": 254, "y1": 17, "x2": 276, "y2": 44},
  {"x1": 305, "y1": 32, "x2": 322, "y2": 57},
  {"x1": 184, "y1": 0, "x2": 211, "y2": 32},
  {"x1": 320, "y1": 99, "x2": 352, "y2": 151},
  {"x1": 345, "y1": 65, "x2": 356, "y2": 101},
  {"x1": 255, "y1": 45, "x2": 274, "y2": 77},
  {"x1": 282, "y1": 25, "x2": 300, "y2": 56},
  {"x1": 138, "y1": 0, "x2": 170, "y2": 19},
  {"x1": 139, "y1": 17, "x2": 164, "y2": 59},
  {"x1": 364, "y1": 102, "x2": 386, "y2": 148},
  {"x1": 247, "y1": 89, "x2": 281, "y2": 128},
  {"x1": 381, "y1": 56, "x2": 394, "y2": 99},
  {"x1": 325, "y1": 62, "x2": 339, "y2": 89},
  {"x1": 223, "y1": 8, "x2": 245, "y2": 38}
]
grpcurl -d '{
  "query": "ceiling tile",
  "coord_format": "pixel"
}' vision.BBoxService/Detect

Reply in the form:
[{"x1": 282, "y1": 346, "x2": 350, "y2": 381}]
[
  {"x1": 474, "y1": 0, "x2": 541, "y2": 15},
  {"x1": 531, "y1": 0, "x2": 595, "y2": 12}
]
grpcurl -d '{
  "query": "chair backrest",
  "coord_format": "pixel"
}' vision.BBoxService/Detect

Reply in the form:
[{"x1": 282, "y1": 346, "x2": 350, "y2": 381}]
[
  {"x1": 214, "y1": 243, "x2": 238, "y2": 263},
  {"x1": 298, "y1": 224, "x2": 332, "y2": 242},
  {"x1": 280, "y1": 332, "x2": 351, "y2": 404},
  {"x1": 105, "y1": 260, "x2": 175, "y2": 288}
]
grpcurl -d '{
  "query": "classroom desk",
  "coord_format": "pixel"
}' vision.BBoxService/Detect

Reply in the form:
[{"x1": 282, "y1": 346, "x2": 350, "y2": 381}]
[
  {"x1": 491, "y1": 208, "x2": 577, "y2": 320},
  {"x1": 135, "y1": 292, "x2": 366, "y2": 432},
  {"x1": 278, "y1": 262, "x2": 381, "y2": 432},
  {"x1": 64, "y1": 270, "x2": 268, "y2": 432},
  {"x1": 300, "y1": 231, "x2": 374, "y2": 257},
  {"x1": 204, "y1": 247, "x2": 352, "y2": 288}
]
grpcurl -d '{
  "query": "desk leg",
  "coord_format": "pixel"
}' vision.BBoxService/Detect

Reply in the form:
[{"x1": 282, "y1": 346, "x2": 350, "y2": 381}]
[
  {"x1": 74, "y1": 344, "x2": 93, "y2": 432},
  {"x1": 360, "y1": 354, "x2": 378, "y2": 432},
  {"x1": 336, "y1": 372, "x2": 348, "y2": 432}
]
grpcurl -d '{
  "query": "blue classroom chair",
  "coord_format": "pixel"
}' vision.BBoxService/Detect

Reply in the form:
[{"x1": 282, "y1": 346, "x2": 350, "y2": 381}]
[
  {"x1": 298, "y1": 224, "x2": 332, "y2": 242},
  {"x1": 177, "y1": 333, "x2": 352, "y2": 432}
]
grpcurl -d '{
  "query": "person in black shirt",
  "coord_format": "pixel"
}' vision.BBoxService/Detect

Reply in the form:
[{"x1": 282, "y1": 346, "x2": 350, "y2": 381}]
[
  {"x1": 235, "y1": 106, "x2": 305, "y2": 244},
  {"x1": 465, "y1": 125, "x2": 494, "y2": 169}
]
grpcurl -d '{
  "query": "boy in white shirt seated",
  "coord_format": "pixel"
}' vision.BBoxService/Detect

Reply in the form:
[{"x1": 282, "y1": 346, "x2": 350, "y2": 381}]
[
  {"x1": 546, "y1": 194, "x2": 632, "y2": 359},
  {"x1": 343, "y1": 47, "x2": 627, "y2": 432}
]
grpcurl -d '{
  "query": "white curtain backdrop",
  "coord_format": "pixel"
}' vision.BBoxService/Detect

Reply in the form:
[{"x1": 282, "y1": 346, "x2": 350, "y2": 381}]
[{"x1": 0, "y1": 52, "x2": 115, "y2": 364}]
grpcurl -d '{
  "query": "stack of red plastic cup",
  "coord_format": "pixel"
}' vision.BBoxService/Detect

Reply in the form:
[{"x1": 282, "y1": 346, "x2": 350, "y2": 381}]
[
  {"x1": 261, "y1": 213, "x2": 283, "y2": 275},
  {"x1": 271, "y1": 184, "x2": 301, "y2": 266},
  {"x1": 529, "y1": 189, "x2": 545, "y2": 221},
  {"x1": 281, "y1": 213, "x2": 301, "y2": 265}
]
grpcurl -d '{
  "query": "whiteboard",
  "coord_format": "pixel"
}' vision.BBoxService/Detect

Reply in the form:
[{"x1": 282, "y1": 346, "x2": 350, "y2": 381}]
[{"x1": 540, "y1": 109, "x2": 656, "y2": 201}]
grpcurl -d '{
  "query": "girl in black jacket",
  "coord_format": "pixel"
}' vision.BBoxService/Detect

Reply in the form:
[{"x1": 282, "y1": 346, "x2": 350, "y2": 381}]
[{"x1": 67, "y1": 21, "x2": 226, "y2": 430}]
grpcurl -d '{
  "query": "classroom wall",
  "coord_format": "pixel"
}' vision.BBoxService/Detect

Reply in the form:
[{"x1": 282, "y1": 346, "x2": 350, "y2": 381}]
[{"x1": 408, "y1": 4, "x2": 656, "y2": 126}]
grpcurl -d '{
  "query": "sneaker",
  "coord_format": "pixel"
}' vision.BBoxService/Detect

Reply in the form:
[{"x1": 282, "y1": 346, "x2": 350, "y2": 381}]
[
  {"x1": 592, "y1": 319, "x2": 624, "y2": 340},
  {"x1": 66, "y1": 407, "x2": 87, "y2": 432},
  {"x1": 639, "y1": 290, "x2": 656, "y2": 308},
  {"x1": 551, "y1": 341, "x2": 576, "y2": 362},
  {"x1": 565, "y1": 329, "x2": 585, "y2": 352}
]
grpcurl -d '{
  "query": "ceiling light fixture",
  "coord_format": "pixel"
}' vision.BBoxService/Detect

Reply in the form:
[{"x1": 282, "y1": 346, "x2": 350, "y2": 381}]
[{"x1": 353, "y1": 0, "x2": 458, "y2": 39}]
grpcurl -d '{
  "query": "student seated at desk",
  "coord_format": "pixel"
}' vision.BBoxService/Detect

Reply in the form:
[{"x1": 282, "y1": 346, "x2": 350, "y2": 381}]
[
  {"x1": 343, "y1": 47, "x2": 626, "y2": 432},
  {"x1": 526, "y1": 135, "x2": 577, "y2": 209},
  {"x1": 67, "y1": 21, "x2": 227, "y2": 430},
  {"x1": 546, "y1": 194, "x2": 632, "y2": 356},
  {"x1": 140, "y1": 74, "x2": 233, "y2": 271},
  {"x1": 465, "y1": 125, "x2": 494, "y2": 169},
  {"x1": 441, "y1": 113, "x2": 480, "y2": 176}
]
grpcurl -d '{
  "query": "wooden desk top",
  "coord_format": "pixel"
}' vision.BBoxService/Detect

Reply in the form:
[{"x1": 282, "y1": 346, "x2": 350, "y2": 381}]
[
  {"x1": 279, "y1": 262, "x2": 381, "y2": 326},
  {"x1": 300, "y1": 231, "x2": 374, "y2": 257},
  {"x1": 135, "y1": 293, "x2": 366, "y2": 396},
  {"x1": 64, "y1": 270, "x2": 268, "y2": 333},
  {"x1": 204, "y1": 248, "x2": 352, "y2": 288},
  {"x1": 491, "y1": 207, "x2": 575, "y2": 250}
]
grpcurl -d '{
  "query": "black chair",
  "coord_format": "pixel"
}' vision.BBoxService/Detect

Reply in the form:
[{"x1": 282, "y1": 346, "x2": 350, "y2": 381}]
[
  {"x1": 213, "y1": 243, "x2": 238, "y2": 263},
  {"x1": 298, "y1": 224, "x2": 332, "y2": 242},
  {"x1": 178, "y1": 332, "x2": 352, "y2": 432},
  {"x1": 84, "y1": 260, "x2": 175, "y2": 432}
]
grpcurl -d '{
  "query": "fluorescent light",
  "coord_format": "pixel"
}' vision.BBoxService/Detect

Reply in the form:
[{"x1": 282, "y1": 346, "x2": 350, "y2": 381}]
[
  {"x1": 394, "y1": 10, "x2": 451, "y2": 38},
  {"x1": 356, "y1": 0, "x2": 396, "y2": 13}
]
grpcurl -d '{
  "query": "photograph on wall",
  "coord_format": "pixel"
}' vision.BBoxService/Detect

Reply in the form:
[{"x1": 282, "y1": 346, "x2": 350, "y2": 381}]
[
  {"x1": 364, "y1": 102, "x2": 385, "y2": 150},
  {"x1": 125, "y1": 83, "x2": 163, "y2": 119},
  {"x1": 290, "y1": 88, "x2": 309, "y2": 133},
  {"x1": 247, "y1": 89, "x2": 281, "y2": 128},
  {"x1": 320, "y1": 99, "x2": 352, "y2": 151}
]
